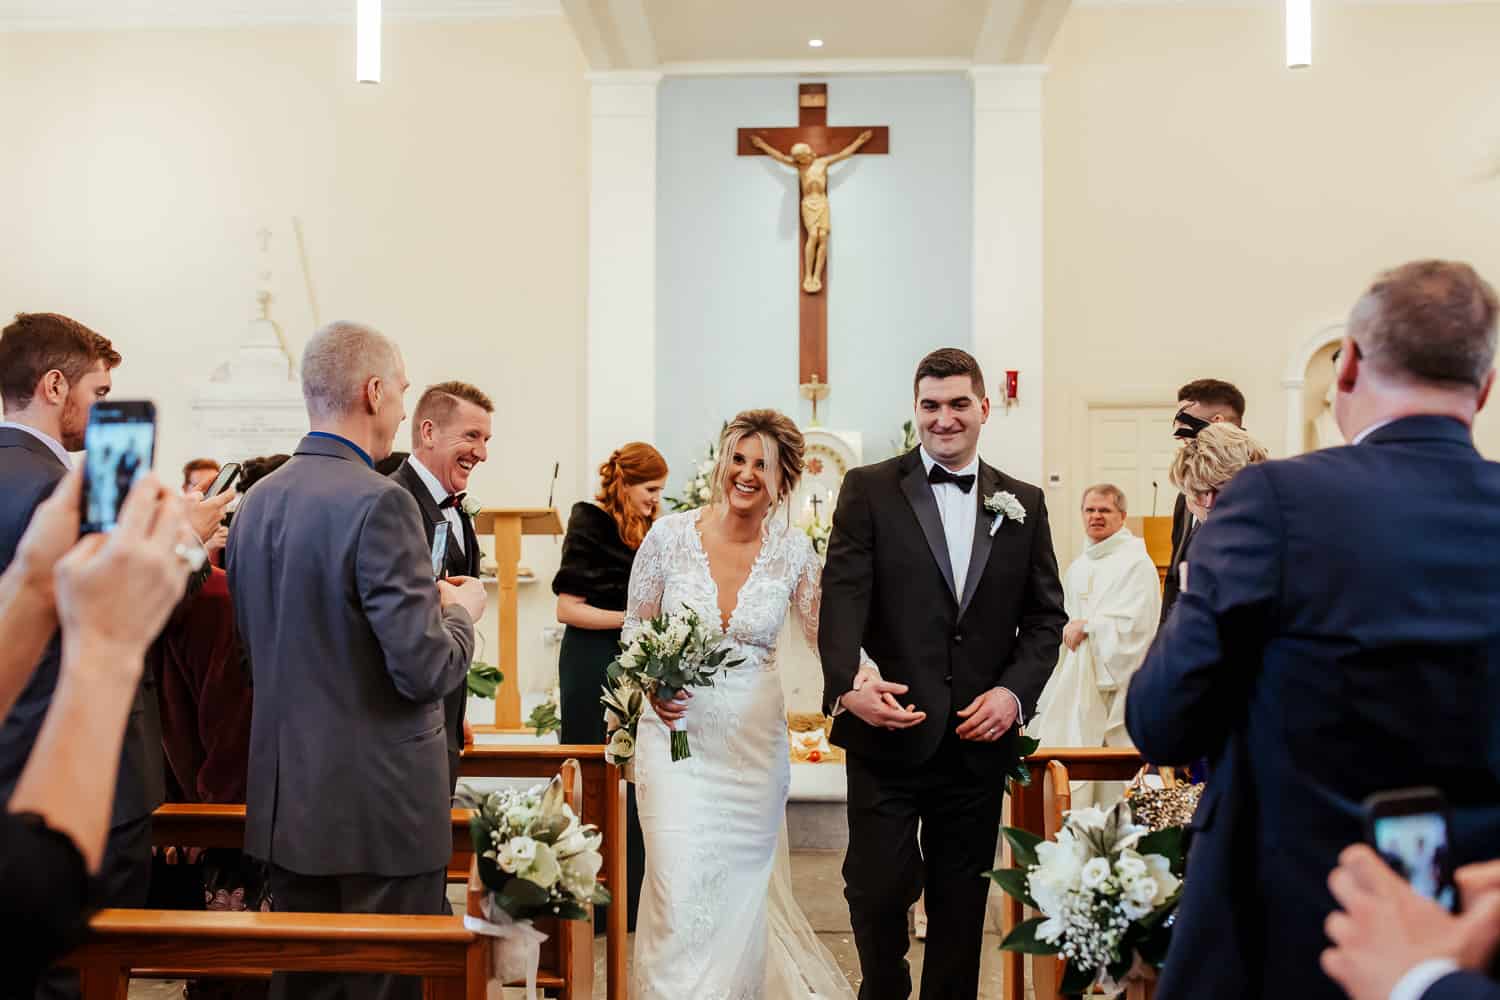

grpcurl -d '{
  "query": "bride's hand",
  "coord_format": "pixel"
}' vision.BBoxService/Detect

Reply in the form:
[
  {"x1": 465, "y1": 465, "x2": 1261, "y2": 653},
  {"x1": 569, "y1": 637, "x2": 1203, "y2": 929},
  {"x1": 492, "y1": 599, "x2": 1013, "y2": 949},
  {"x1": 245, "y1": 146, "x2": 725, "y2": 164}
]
[{"x1": 651, "y1": 689, "x2": 691, "y2": 725}]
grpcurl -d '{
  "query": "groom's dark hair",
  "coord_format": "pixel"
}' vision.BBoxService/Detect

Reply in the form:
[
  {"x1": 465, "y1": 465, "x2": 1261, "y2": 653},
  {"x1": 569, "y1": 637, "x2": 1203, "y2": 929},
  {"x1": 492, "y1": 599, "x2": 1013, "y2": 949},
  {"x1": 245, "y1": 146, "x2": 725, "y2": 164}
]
[{"x1": 914, "y1": 348, "x2": 985, "y2": 400}]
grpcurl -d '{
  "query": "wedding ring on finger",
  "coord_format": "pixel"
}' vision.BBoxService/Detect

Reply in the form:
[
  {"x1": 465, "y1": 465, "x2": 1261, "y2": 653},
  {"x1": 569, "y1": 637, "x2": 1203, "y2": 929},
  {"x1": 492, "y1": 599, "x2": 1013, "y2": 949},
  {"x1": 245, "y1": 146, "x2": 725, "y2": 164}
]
[{"x1": 172, "y1": 542, "x2": 207, "y2": 572}]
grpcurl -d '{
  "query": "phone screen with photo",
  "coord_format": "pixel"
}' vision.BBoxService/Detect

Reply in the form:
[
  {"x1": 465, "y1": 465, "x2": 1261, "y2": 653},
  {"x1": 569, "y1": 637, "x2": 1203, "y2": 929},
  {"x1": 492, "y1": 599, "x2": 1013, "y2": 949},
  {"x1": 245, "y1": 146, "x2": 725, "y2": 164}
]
[
  {"x1": 82, "y1": 402, "x2": 157, "y2": 534},
  {"x1": 430, "y1": 522, "x2": 450, "y2": 580},
  {"x1": 1373, "y1": 812, "x2": 1456, "y2": 910}
]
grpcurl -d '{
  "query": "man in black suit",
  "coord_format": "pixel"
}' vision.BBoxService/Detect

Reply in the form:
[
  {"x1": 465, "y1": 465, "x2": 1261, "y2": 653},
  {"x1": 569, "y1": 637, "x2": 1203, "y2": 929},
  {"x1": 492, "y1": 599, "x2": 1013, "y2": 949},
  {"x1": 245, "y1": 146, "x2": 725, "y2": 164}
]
[
  {"x1": 0, "y1": 313, "x2": 160, "y2": 999},
  {"x1": 1127, "y1": 260, "x2": 1500, "y2": 1000},
  {"x1": 1160, "y1": 378, "x2": 1244, "y2": 624},
  {"x1": 821, "y1": 348, "x2": 1066, "y2": 1000},
  {"x1": 228, "y1": 321, "x2": 486, "y2": 1000},
  {"x1": 388, "y1": 380, "x2": 493, "y2": 794}
]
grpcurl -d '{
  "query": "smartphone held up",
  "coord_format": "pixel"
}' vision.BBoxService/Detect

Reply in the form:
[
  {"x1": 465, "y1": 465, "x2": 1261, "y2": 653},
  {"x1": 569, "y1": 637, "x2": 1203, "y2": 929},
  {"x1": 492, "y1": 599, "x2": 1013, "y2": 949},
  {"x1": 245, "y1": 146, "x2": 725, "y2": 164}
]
[
  {"x1": 81, "y1": 400, "x2": 157, "y2": 534},
  {"x1": 1364, "y1": 786, "x2": 1458, "y2": 912}
]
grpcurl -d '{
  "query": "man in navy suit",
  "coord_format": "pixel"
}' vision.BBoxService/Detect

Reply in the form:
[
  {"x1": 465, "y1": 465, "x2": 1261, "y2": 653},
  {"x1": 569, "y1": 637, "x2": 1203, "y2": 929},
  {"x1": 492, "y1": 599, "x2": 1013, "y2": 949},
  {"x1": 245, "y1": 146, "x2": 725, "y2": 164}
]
[{"x1": 1127, "y1": 260, "x2": 1500, "y2": 1000}]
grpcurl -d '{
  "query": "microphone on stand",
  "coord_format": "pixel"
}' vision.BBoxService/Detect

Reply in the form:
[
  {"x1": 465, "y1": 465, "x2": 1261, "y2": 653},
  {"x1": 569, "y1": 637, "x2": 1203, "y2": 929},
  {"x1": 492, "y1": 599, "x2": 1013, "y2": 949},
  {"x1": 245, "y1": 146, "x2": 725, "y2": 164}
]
[
  {"x1": 547, "y1": 462, "x2": 560, "y2": 545},
  {"x1": 1152, "y1": 481, "x2": 1159, "y2": 518}
]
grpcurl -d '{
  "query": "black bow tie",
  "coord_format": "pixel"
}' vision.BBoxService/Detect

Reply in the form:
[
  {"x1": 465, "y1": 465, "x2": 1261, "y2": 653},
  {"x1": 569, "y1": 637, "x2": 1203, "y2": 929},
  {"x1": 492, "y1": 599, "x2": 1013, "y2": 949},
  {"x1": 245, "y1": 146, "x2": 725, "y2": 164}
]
[
  {"x1": 438, "y1": 492, "x2": 466, "y2": 510},
  {"x1": 927, "y1": 465, "x2": 976, "y2": 493}
]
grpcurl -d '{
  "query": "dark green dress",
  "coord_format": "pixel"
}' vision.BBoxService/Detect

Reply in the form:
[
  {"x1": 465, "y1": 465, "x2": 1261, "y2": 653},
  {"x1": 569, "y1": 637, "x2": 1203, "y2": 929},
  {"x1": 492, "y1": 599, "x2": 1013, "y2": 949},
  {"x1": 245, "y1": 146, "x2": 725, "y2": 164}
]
[
  {"x1": 552, "y1": 502, "x2": 635, "y2": 744},
  {"x1": 551, "y1": 501, "x2": 645, "y2": 929}
]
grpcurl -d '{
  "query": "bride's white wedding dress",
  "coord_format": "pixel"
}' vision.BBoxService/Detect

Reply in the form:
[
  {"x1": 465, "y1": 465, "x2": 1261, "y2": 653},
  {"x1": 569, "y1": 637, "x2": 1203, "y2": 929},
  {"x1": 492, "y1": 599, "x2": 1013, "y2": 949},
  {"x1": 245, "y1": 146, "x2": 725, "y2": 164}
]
[{"x1": 626, "y1": 510, "x2": 854, "y2": 1000}]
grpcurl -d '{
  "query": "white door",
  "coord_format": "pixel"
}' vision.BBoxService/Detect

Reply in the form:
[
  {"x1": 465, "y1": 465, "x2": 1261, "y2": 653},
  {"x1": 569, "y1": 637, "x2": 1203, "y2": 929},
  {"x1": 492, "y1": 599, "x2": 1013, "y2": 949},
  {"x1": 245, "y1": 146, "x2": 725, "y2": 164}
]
[{"x1": 1085, "y1": 406, "x2": 1179, "y2": 522}]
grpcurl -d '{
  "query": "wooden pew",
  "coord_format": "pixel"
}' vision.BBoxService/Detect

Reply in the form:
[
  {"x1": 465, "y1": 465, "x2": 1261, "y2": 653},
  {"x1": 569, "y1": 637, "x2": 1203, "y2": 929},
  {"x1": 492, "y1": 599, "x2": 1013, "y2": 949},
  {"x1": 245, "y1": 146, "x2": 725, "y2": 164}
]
[
  {"x1": 152, "y1": 804, "x2": 478, "y2": 884},
  {"x1": 66, "y1": 910, "x2": 482, "y2": 1000},
  {"x1": 459, "y1": 744, "x2": 627, "y2": 1000},
  {"x1": 1001, "y1": 748, "x2": 1147, "y2": 1000},
  {"x1": 105, "y1": 758, "x2": 600, "y2": 998}
]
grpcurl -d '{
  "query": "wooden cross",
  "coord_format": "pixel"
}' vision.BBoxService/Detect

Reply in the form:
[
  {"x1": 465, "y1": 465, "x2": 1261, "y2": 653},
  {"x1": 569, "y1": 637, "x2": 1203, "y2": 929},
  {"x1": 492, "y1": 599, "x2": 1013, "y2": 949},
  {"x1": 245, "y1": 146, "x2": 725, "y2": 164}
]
[{"x1": 738, "y1": 83, "x2": 889, "y2": 391}]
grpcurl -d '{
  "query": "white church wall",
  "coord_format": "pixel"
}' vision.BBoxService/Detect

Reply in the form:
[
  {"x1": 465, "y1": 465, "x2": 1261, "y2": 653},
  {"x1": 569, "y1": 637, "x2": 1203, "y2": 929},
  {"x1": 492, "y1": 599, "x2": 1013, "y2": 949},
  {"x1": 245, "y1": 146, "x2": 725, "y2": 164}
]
[
  {"x1": 654, "y1": 73, "x2": 974, "y2": 483},
  {"x1": 1042, "y1": 3, "x2": 1500, "y2": 558},
  {"x1": 0, "y1": 16, "x2": 590, "y2": 700}
]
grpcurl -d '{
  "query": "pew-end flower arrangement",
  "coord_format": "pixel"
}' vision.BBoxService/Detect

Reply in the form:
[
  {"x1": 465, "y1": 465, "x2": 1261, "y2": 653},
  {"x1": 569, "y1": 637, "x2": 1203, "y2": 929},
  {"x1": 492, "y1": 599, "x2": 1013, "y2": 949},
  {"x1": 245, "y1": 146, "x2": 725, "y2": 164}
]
[
  {"x1": 458, "y1": 777, "x2": 611, "y2": 995},
  {"x1": 988, "y1": 800, "x2": 1184, "y2": 996}
]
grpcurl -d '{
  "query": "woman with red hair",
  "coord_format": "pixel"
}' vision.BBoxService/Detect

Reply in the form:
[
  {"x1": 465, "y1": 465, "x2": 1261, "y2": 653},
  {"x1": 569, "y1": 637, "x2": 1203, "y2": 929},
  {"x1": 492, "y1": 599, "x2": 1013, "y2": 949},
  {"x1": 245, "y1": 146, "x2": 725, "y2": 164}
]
[{"x1": 552, "y1": 441, "x2": 667, "y2": 931}]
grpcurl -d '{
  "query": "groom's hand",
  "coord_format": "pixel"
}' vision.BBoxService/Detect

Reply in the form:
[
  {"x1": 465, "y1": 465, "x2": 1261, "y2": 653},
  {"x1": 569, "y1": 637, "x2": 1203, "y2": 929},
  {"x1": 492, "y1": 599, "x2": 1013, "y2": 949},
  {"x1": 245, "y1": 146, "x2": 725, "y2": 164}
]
[
  {"x1": 842, "y1": 668, "x2": 926, "y2": 731},
  {"x1": 956, "y1": 688, "x2": 1020, "y2": 742}
]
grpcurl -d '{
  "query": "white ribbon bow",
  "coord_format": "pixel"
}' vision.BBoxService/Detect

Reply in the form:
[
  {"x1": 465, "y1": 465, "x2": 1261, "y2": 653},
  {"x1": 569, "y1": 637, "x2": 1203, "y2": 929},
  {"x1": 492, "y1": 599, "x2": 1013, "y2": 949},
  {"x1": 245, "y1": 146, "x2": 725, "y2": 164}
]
[{"x1": 463, "y1": 895, "x2": 551, "y2": 1000}]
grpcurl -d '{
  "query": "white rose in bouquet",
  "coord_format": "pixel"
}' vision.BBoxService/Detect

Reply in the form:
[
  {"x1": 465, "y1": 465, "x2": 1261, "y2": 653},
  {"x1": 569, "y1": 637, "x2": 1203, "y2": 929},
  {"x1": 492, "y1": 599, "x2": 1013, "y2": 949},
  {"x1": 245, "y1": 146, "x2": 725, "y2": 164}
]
[
  {"x1": 521, "y1": 841, "x2": 562, "y2": 890},
  {"x1": 607, "y1": 728, "x2": 635, "y2": 763},
  {"x1": 1113, "y1": 852, "x2": 1148, "y2": 883},
  {"x1": 498, "y1": 835, "x2": 538, "y2": 874},
  {"x1": 1144, "y1": 854, "x2": 1180, "y2": 903},
  {"x1": 560, "y1": 849, "x2": 605, "y2": 899},
  {"x1": 1080, "y1": 857, "x2": 1112, "y2": 890}
]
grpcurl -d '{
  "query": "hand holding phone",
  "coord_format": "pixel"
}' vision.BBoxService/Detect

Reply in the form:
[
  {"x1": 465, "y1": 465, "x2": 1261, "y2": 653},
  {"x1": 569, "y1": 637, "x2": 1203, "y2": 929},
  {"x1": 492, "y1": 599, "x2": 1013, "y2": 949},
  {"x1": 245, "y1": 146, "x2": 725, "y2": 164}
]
[
  {"x1": 1364, "y1": 787, "x2": 1457, "y2": 911},
  {"x1": 204, "y1": 462, "x2": 241, "y2": 498}
]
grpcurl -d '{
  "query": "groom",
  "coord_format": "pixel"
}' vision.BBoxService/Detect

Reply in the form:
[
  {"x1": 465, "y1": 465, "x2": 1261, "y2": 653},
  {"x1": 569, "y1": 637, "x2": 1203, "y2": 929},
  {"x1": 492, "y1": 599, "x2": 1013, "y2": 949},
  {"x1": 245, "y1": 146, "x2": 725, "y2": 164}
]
[{"x1": 821, "y1": 348, "x2": 1066, "y2": 999}]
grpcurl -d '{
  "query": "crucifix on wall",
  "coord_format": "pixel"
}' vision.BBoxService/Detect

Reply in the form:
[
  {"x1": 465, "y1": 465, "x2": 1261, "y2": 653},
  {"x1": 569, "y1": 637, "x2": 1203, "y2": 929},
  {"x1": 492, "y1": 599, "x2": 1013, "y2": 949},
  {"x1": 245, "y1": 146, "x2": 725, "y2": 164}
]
[{"x1": 738, "y1": 83, "x2": 889, "y2": 395}]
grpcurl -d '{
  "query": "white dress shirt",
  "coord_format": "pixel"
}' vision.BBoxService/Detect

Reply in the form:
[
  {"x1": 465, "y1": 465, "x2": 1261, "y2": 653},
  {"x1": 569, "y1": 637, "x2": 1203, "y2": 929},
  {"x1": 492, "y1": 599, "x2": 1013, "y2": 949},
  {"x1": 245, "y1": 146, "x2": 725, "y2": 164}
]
[
  {"x1": 0, "y1": 421, "x2": 72, "y2": 469},
  {"x1": 1389, "y1": 959, "x2": 1460, "y2": 1000},
  {"x1": 918, "y1": 446, "x2": 980, "y2": 600},
  {"x1": 408, "y1": 455, "x2": 464, "y2": 554}
]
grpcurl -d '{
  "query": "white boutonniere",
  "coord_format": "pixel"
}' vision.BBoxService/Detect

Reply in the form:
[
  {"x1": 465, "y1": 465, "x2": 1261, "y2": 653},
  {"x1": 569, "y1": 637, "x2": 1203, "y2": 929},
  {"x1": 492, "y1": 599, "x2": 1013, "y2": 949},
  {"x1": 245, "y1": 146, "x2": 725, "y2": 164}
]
[
  {"x1": 984, "y1": 490, "x2": 1026, "y2": 536},
  {"x1": 461, "y1": 496, "x2": 483, "y2": 519}
]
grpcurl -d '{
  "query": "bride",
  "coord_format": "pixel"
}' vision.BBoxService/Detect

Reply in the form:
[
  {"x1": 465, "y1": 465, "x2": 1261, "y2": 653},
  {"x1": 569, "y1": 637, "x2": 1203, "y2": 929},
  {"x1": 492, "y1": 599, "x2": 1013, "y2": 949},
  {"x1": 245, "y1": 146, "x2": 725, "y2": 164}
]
[{"x1": 625, "y1": 409, "x2": 855, "y2": 999}]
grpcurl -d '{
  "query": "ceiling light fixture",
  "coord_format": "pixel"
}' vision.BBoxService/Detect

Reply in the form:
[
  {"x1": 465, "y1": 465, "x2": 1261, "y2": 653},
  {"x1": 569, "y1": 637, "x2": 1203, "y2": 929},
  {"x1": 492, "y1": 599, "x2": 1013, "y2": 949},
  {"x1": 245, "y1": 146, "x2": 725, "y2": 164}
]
[
  {"x1": 356, "y1": 0, "x2": 381, "y2": 83},
  {"x1": 808, "y1": 39, "x2": 824, "y2": 48},
  {"x1": 1286, "y1": 0, "x2": 1311, "y2": 68}
]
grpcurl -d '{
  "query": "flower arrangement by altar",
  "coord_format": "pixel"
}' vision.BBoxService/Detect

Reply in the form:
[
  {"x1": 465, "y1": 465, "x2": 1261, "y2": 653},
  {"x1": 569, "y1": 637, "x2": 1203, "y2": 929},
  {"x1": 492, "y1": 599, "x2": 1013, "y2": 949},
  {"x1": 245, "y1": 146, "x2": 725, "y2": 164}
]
[
  {"x1": 457, "y1": 777, "x2": 612, "y2": 997},
  {"x1": 796, "y1": 502, "x2": 832, "y2": 559},
  {"x1": 603, "y1": 606, "x2": 743, "y2": 761},
  {"x1": 666, "y1": 423, "x2": 728, "y2": 512},
  {"x1": 989, "y1": 800, "x2": 1185, "y2": 996}
]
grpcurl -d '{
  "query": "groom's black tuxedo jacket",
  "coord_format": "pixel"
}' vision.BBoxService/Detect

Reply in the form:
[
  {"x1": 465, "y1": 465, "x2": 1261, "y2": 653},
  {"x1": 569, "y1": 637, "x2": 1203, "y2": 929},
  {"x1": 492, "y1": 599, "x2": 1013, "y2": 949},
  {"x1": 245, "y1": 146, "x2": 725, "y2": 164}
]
[{"x1": 820, "y1": 448, "x2": 1066, "y2": 768}]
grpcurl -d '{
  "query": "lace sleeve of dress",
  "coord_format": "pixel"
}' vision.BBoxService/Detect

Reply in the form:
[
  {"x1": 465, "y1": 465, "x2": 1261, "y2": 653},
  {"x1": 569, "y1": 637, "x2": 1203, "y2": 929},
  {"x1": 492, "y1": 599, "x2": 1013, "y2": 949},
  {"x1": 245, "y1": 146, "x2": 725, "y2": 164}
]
[
  {"x1": 791, "y1": 535, "x2": 822, "y2": 652},
  {"x1": 622, "y1": 518, "x2": 670, "y2": 639}
]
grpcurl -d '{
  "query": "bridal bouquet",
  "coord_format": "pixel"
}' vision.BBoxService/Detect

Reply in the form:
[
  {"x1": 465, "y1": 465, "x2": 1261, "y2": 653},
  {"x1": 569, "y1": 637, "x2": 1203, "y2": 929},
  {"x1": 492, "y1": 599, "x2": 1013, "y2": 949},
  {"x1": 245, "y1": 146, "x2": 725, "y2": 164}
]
[
  {"x1": 989, "y1": 800, "x2": 1185, "y2": 996},
  {"x1": 457, "y1": 776, "x2": 611, "y2": 998},
  {"x1": 605, "y1": 606, "x2": 742, "y2": 761}
]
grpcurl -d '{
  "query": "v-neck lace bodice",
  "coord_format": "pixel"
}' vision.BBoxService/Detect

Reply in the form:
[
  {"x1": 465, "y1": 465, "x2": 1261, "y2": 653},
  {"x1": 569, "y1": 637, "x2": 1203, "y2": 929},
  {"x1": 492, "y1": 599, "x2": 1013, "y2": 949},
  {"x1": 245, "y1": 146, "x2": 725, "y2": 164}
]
[{"x1": 625, "y1": 510, "x2": 821, "y2": 664}]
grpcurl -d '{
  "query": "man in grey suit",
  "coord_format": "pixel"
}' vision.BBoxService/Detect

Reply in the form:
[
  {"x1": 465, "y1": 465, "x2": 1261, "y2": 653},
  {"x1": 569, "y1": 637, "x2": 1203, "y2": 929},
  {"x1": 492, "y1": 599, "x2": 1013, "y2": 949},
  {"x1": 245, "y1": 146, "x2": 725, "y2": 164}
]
[
  {"x1": 0, "y1": 313, "x2": 160, "y2": 1000},
  {"x1": 227, "y1": 321, "x2": 487, "y2": 1000}
]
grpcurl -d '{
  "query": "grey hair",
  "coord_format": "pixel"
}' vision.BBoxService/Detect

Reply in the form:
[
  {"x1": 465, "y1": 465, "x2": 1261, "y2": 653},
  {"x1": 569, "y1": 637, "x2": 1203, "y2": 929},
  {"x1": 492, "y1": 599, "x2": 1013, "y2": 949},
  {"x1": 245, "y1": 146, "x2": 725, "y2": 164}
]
[
  {"x1": 300, "y1": 321, "x2": 400, "y2": 420},
  {"x1": 1169, "y1": 423, "x2": 1270, "y2": 497},
  {"x1": 1081, "y1": 483, "x2": 1127, "y2": 514}
]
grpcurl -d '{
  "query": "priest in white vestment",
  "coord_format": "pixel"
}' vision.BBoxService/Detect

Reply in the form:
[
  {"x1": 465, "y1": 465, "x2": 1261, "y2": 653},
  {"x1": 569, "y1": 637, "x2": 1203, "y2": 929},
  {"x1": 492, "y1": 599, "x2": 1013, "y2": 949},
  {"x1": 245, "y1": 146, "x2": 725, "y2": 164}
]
[{"x1": 1035, "y1": 484, "x2": 1161, "y2": 808}]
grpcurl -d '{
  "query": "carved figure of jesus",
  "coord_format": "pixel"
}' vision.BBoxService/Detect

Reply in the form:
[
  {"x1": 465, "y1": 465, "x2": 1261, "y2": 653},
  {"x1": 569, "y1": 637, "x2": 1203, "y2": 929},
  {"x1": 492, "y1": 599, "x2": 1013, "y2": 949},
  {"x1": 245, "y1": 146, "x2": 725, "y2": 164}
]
[{"x1": 749, "y1": 129, "x2": 873, "y2": 293}]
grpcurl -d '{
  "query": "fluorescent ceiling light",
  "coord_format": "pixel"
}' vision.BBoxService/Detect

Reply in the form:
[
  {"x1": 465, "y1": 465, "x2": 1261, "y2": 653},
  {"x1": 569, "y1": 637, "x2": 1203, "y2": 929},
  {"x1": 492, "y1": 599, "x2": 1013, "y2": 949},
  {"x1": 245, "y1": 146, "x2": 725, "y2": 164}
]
[
  {"x1": 357, "y1": 0, "x2": 381, "y2": 83},
  {"x1": 1286, "y1": 0, "x2": 1311, "y2": 68}
]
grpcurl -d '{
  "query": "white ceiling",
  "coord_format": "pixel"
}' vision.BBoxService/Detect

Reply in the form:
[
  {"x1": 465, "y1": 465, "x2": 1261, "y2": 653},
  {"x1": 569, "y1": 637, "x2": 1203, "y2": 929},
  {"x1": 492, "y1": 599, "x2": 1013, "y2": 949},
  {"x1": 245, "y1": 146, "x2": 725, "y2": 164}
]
[
  {"x1": 645, "y1": 0, "x2": 991, "y2": 62},
  {"x1": 0, "y1": 0, "x2": 561, "y2": 31}
]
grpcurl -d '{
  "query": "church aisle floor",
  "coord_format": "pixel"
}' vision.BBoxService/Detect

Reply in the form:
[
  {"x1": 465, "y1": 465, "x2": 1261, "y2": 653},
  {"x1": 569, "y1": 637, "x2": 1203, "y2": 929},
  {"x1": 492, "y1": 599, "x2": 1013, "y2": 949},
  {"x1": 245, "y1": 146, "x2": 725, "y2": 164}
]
[{"x1": 125, "y1": 850, "x2": 1017, "y2": 999}]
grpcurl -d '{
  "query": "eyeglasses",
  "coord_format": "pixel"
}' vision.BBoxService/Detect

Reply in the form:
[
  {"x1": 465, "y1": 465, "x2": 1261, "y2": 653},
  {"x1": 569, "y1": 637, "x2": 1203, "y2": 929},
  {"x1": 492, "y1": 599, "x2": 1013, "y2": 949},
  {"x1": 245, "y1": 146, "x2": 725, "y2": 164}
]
[{"x1": 1331, "y1": 340, "x2": 1364, "y2": 366}]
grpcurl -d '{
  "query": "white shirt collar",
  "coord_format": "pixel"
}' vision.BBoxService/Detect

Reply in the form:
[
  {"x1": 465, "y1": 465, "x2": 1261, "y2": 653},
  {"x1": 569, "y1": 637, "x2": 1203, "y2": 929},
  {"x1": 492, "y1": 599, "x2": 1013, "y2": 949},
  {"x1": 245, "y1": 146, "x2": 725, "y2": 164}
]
[
  {"x1": 1351, "y1": 419, "x2": 1396, "y2": 446},
  {"x1": 0, "y1": 421, "x2": 72, "y2": 469},
  {"x1": 406, "y1": 454, "x2": 451, "y2": 505},
  {"x1": 918, "y1": 445, "x2": 980, "y2": 479}
]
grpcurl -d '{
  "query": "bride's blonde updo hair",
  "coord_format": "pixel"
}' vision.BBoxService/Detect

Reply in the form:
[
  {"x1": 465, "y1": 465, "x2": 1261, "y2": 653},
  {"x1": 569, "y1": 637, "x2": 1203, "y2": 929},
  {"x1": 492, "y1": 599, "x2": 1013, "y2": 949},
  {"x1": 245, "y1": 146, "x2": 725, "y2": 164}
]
[{"x1": 710, "y1": 409, "x2": 805, "y2": 516}]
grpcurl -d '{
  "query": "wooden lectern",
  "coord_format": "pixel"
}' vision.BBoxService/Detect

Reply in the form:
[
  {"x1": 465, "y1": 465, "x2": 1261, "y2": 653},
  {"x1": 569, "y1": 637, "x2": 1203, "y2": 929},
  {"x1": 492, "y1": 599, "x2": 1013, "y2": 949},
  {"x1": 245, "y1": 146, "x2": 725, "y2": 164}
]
[
  {"x1": 472, "y1": 507, "x2": 564, "y2": 729},
  {"x1": 1139, "y1": 515, "x2": 1175, "y2": 590}
]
